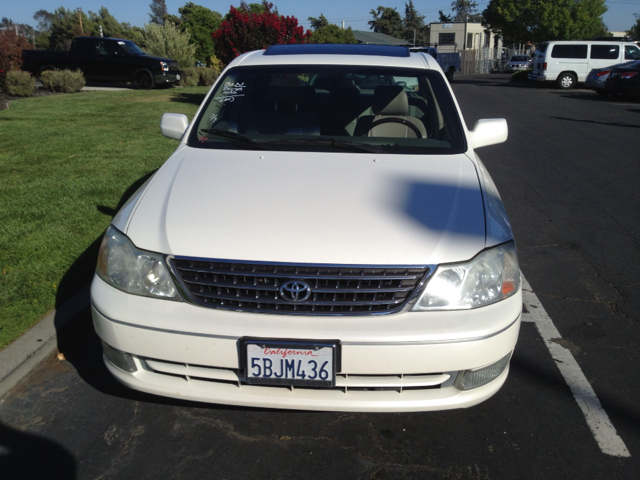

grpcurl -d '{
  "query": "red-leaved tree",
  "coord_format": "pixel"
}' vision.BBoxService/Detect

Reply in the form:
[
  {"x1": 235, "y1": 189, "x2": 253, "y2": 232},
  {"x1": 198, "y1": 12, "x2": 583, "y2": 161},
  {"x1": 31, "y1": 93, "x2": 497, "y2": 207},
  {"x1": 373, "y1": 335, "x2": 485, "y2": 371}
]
[
  {"x1": 212, "y1": 1, "x2": 311, "y2": 65},
  {"x1": 0, "y1": 30, "x2": 33, "y2": 72}
]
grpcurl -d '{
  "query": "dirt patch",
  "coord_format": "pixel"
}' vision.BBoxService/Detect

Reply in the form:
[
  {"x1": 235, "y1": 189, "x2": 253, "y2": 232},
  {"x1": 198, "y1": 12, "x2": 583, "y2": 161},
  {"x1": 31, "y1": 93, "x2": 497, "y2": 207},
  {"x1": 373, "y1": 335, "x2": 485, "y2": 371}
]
[{"x1": 0, "y1": 90, "x2": 64, "y2": 111}]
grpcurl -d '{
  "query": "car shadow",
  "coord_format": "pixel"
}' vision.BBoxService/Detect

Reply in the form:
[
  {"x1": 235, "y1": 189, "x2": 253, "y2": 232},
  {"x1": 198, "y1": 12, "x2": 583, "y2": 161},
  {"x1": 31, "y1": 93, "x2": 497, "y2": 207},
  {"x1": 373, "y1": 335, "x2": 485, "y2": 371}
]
[{"x1": 170, "y1": 92, "x2": 207, "y2": 106}]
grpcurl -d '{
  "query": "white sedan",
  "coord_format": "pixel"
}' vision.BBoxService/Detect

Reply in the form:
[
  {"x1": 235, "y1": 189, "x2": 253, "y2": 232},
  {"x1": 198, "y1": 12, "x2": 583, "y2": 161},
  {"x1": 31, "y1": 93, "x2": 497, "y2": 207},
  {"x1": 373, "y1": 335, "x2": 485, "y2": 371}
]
[{"x1": 91, "y1": 43, "x2": 521, "y2": 412}]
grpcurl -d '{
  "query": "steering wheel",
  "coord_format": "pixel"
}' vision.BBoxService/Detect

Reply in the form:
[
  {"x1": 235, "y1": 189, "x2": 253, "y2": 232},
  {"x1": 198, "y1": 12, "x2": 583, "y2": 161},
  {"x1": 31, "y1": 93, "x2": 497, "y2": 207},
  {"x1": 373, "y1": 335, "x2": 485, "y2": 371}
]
[{"x1": 364, "y1": 117, "x2": 422, "y2": 138}]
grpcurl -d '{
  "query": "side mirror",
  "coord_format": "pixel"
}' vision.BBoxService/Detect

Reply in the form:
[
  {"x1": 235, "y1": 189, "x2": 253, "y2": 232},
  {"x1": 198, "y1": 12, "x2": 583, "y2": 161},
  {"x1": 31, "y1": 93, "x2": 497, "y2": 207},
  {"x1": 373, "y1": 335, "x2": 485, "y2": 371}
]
[
  {"x1": 468, "y1": 118, "x2": 508, "y2": 149},
  {"x1": 160, "y1": 113, "x2": 189, "y2": 140}
]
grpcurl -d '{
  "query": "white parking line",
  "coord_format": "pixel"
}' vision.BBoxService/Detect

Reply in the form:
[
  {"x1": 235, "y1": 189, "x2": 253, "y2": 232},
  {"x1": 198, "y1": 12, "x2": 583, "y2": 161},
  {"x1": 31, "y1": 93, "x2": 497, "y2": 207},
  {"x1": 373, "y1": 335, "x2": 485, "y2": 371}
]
[{"x1": 520, "y1": 276, "x2": 630, "y2": 457}]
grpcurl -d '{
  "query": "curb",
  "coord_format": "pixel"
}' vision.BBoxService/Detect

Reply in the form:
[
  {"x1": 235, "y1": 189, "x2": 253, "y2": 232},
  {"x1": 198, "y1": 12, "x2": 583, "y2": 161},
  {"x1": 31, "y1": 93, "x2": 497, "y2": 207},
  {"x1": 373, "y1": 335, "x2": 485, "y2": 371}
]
[{"x1": 0, "y1": 285, "x2": 91, "y2": 398}]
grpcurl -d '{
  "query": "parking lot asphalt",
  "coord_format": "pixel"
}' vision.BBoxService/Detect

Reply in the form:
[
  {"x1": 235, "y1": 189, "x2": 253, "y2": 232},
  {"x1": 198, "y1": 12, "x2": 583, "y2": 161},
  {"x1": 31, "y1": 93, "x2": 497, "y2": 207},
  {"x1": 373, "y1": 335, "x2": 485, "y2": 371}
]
[{"x1": 1, "y1": 74, "x2": 640, "y2": 479}]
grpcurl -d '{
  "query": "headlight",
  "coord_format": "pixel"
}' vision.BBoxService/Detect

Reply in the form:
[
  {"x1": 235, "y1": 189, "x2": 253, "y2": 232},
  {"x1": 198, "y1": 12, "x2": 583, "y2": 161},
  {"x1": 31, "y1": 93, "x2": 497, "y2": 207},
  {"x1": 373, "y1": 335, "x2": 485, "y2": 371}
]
[
  {"x1": 96, "y1": 226, "x2": 180, "y2": 300},
  {"x1": 412, "y1": 241, "x2": 519, "y2": 311},
  {"x1": 160, "y1": 61, "x2": 169, "y2": 72}
]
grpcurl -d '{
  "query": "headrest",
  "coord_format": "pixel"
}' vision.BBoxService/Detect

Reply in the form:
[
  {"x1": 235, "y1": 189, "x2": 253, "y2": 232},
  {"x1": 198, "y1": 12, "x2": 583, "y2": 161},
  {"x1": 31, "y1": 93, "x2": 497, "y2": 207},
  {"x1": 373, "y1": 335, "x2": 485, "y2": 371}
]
[
  {"x1": 268, "y1": 76, "x2": 303, "y2": 102},
  {"x1": 373, "y1": 85, "x2": 408, "y2": 116}
]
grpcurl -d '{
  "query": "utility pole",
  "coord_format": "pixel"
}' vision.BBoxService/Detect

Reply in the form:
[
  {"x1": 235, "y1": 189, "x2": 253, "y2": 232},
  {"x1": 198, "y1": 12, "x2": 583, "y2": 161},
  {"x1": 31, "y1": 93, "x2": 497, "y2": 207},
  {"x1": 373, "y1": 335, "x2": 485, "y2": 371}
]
[{"x1": 78, "y1": 8, "x2": 84, "y2": 35}]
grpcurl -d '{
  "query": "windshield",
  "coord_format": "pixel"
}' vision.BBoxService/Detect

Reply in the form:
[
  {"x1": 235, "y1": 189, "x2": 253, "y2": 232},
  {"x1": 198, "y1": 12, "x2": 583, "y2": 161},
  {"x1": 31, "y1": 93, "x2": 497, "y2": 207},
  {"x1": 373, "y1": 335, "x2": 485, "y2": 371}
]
[
  {"x1": 117, "y1": 40, "x2": 145, "y2": 55},
  {"x1": 188, "y1": 64, "x2": 466, "y2": 154},
  {"x1": 510, "y1": 56, "x2": 529, "y2": 62}
]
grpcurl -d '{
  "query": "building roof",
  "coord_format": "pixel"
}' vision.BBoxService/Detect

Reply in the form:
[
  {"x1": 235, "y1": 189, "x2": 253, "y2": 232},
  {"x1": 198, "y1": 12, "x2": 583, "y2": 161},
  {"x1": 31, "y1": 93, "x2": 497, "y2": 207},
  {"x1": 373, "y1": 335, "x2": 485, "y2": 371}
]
[{"x1": 352, "y1": 30, "x2": 410, "y2": 46}]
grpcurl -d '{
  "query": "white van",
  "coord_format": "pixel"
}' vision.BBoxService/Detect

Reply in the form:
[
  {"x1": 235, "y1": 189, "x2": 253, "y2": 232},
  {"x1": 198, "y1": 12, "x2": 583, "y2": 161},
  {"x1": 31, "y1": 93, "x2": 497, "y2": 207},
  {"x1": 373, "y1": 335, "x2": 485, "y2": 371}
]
[{"x1": 529, "y1": 40, "x2": 640, "y2": 89}]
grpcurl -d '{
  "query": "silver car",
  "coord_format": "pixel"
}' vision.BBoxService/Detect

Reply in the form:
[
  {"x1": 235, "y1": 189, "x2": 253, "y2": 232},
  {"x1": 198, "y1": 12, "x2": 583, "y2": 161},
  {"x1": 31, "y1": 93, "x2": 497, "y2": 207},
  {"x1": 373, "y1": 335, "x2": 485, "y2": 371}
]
[
  {"x1": 504, "y1": 55, "x2": 530, "y2": 72},
  {"x1": 585, "y1": 61, "x2": 635, "y2": 95}
]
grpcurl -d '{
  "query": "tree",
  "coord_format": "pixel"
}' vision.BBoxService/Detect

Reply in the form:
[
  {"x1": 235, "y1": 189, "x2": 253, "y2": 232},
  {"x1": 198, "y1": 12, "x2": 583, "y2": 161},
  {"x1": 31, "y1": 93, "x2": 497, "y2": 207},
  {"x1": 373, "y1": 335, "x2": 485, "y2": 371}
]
[
  {"x1": 368, "y1": 7, "x2": 404, "y2": 39},
  {"x1": 212, "y1": 1, "x2": 311, "y2": 65},
  {"x1": 33, "y1": 9, "x2": 54, "y2": 48},
  {"x1": 308, "y1": 14, "x2": 329, "y2": 31},
  {"x1": 451, "y1": 0, "x2": 482, "y2": 22},
  {"x1": 0, "y1": 29, "x2": 33, "y2": 72},
  {"x1": 149, "y1": 0, "x2": 168, "y2": 25},
  {"x1": 438, "y1": 11, "x2": 453, "y2": 23},
  {"x1": 403, "y1": 1, "x2": 428, "y2": 45},
  {"x1": 47, "y1": 7, "x2": 97, "y2": 50},
  {"x1": 627, "y1": 14, "x2": 640, "y2": 39},
  {"x1": 483, "y1": 0, "x2": 608, "y2": 44},
  {"x1": 88, "y1": 7, "x2": 125, "y2": 38},
  {"x1": 309, "y1": 24, "x2": 357, "y2": 44},
  {"x1": 143, "y1": 22, "x2": 196, "y2": 69},
  {"x1": 178, "y1": 3, "x2": 222, "y2": 64}
]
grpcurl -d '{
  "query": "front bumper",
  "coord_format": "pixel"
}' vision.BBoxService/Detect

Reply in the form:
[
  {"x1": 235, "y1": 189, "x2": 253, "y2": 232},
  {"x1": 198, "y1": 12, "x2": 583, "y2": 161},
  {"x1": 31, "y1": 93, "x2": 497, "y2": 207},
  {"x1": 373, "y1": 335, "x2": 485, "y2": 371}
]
[
  {"x1": 154, "y1": 72, "x2": 181, "y2": 85},
  {"x1": 91, "y1": 275, "x2": 522, "y2": 412}
]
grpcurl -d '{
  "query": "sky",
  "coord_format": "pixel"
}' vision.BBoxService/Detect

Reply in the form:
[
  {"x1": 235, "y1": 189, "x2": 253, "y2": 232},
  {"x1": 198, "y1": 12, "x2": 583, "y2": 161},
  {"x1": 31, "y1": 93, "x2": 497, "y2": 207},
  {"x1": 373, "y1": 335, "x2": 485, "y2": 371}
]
[{"x1": 2, "y1": 0, "x2": 639, "y2": 34}]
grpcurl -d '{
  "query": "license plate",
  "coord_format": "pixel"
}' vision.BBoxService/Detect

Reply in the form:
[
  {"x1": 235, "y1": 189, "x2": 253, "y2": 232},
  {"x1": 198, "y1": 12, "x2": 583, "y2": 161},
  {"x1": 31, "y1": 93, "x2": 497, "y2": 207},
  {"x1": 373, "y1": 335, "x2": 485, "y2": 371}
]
[
  {"x1": 176, "y1": 74, "x2": 181, "y2": 80},
  {"x1": 241, "y1": 339, "x2": 340, "y2": 388}
]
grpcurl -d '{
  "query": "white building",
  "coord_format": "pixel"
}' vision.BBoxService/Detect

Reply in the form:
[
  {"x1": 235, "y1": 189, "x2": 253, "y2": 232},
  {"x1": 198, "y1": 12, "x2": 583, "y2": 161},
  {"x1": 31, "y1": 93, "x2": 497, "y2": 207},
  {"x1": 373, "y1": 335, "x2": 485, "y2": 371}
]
[{"x1": 429, "y1": 22, "x2": 501, "y2": 52}]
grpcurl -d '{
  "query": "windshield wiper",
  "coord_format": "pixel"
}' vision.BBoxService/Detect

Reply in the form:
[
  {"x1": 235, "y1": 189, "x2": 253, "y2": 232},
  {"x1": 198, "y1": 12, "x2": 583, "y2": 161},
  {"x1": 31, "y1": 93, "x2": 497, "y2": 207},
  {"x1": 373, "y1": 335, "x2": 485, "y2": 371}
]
[
  {"x1": 265, "y1": 137, "x2": 384, "y2": 153},
  {"x1": 200, "y1": 129, "x2": 267, "y2": 150}
]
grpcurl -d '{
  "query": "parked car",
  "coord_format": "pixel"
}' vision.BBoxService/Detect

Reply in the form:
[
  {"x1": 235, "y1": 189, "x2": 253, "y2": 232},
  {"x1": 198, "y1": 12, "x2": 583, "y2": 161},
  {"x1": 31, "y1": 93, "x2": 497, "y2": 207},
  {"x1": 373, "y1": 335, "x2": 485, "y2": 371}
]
[
  {"x1": 605, "y1": 60, "x2": 640, "y2": 97},
  {"x1": 585, "y1": 61, "x2": 635, "y2": 95},
  {"x1": 91, "y1": 43, "x2": 521, "y2": 412},
  {"x1": 504, "y1": 55, "x2": 531, "y2": 72},
  {"x1": 529, "y1": 40, "x2": 640, "y2": 89},
  {"x1": 22, "y1": 36, "x2": 181, "y2": 89}
]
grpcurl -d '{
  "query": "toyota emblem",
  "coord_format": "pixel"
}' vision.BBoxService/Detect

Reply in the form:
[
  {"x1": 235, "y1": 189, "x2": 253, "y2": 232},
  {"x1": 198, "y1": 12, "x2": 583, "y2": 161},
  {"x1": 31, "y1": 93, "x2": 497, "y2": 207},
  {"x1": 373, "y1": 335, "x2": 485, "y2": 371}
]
[{"x1": 279, "y1": 280, "x2": 312, "y2": 303}]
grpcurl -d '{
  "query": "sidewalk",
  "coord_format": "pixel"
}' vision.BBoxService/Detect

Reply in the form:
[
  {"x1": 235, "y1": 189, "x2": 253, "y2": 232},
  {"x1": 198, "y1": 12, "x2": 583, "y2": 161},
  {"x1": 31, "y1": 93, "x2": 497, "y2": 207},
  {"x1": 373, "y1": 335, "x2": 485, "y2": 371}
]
[{"x1": 0, "y1": 286, "x2": 90, "y2": 398}]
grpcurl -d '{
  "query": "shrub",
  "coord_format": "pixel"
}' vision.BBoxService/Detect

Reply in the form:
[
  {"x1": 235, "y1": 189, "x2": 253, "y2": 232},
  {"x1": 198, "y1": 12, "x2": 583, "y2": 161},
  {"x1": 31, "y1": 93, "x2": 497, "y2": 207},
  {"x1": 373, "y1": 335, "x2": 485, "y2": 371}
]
[
  {"x1": 198, "y1": 67, "x2": 219, "y2": 86},
  {"x1": 0, "y1": 29, "x2": 33, "y2": 72},
  {"x1": 212, "y1": 1, "x2": 311, "y2": 65},
  {"x1": 143, "y1": 22, "x2": 196, "y2": 70},
  {"x1": 179, "y1": 67, "x2": 199, "y2": 87},
  {"x1": 5, "y1": 70, "x2": 35, "y2": 97},
  {"x1": 40, "y1": 69, "x2": 85, "y2": 93},
  {"x1": 208, "y1": 55, "x2": 225, "y2": 73}
]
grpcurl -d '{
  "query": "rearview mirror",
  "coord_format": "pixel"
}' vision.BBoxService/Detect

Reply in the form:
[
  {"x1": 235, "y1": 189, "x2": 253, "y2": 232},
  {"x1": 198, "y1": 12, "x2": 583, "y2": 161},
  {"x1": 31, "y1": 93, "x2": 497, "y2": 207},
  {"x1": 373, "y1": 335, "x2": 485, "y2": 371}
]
[
  {"x1": 468, "y1": 118, "x2": 508, "y2": 149},
  {"x1": 160, "y1": 113, "x2": 189, "y2": 140}
]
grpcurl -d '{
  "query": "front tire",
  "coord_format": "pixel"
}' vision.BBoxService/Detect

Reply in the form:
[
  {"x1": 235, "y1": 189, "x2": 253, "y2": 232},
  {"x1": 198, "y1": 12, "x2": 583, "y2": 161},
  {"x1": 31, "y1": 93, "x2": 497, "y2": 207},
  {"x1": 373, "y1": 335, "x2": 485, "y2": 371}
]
[
  {"x1": 557, "y1": 72, "x2": 576, "y2": 90},
  {"x1": 446, "y1": 68, "x2": 454, "y2": 82},
  {"x1": 133, "y1": 69, "x2": 155, "y2": 90}
]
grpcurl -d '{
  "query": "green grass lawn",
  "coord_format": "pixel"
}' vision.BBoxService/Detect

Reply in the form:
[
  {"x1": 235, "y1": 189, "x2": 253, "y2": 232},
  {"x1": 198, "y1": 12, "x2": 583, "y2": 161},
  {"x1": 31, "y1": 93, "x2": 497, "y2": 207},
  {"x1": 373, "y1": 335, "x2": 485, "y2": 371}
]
[{"x1": 0, "y1": 87, "x2": 205, "y2": 349}]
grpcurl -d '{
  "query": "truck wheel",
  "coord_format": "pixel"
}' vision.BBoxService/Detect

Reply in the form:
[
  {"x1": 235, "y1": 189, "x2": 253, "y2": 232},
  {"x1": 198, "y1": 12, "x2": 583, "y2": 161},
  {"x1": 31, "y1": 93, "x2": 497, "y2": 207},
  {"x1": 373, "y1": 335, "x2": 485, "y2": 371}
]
[
  {"x1": 134, "y1": 69, "x2": 155, "y2": 90},
  {"x1": 557, "y1": 72, "x2": 576, "y2": 90},
  {"x1": 40, "y1": 65, "x2": 57, "y2": 75},
  {"x1": 446, "y1": 68, "x2": 454, "y2": 82}
]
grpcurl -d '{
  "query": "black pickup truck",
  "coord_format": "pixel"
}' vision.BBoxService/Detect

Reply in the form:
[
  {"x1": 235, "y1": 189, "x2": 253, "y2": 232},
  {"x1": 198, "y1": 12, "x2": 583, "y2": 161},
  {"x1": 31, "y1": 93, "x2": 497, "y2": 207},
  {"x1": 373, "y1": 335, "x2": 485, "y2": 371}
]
[{"x1": 22, "y1": 36, "x2": 181, "y2": 89}]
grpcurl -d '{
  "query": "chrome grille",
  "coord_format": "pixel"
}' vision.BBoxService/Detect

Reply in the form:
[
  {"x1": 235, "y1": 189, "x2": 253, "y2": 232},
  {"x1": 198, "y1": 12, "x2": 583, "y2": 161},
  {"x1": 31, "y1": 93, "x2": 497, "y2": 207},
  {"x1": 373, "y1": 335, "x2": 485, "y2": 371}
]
[{"x1": 169, "y1": 258, "x2": 430, "y2": 315}]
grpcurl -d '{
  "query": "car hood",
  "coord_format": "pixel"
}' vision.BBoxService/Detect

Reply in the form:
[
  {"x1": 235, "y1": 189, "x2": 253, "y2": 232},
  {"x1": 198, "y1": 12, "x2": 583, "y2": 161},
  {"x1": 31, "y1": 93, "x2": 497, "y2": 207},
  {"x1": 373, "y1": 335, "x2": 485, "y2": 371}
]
[
  {"x1": 124, "y1": 148, "x2": 488, "y2": 265},
  {"x1": 137, "y1": 54, "x2": 178, "y2": 64}
]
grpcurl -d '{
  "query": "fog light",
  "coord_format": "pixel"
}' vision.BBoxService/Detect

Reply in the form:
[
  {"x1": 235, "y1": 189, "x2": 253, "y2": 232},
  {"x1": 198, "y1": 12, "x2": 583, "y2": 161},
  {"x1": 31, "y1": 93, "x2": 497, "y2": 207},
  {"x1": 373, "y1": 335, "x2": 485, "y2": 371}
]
[
  {"x1": 455, "y1": 353, "x2": 511, "y2": 391},
  {"x1": 102, "y1": 341, "x2": 137, "y2": 373}
]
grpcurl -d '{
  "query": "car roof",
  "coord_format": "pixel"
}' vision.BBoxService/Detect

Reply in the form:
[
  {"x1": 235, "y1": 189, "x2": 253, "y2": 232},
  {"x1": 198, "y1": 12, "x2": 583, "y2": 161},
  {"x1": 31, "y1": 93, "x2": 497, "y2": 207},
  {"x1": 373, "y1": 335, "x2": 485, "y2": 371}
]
[
  {"x1": 538, "y1": 40, "x2": 636, "y2": 45},
  {"x1": 229, "y1": 44, "x2": 437, "y2": 70}
]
